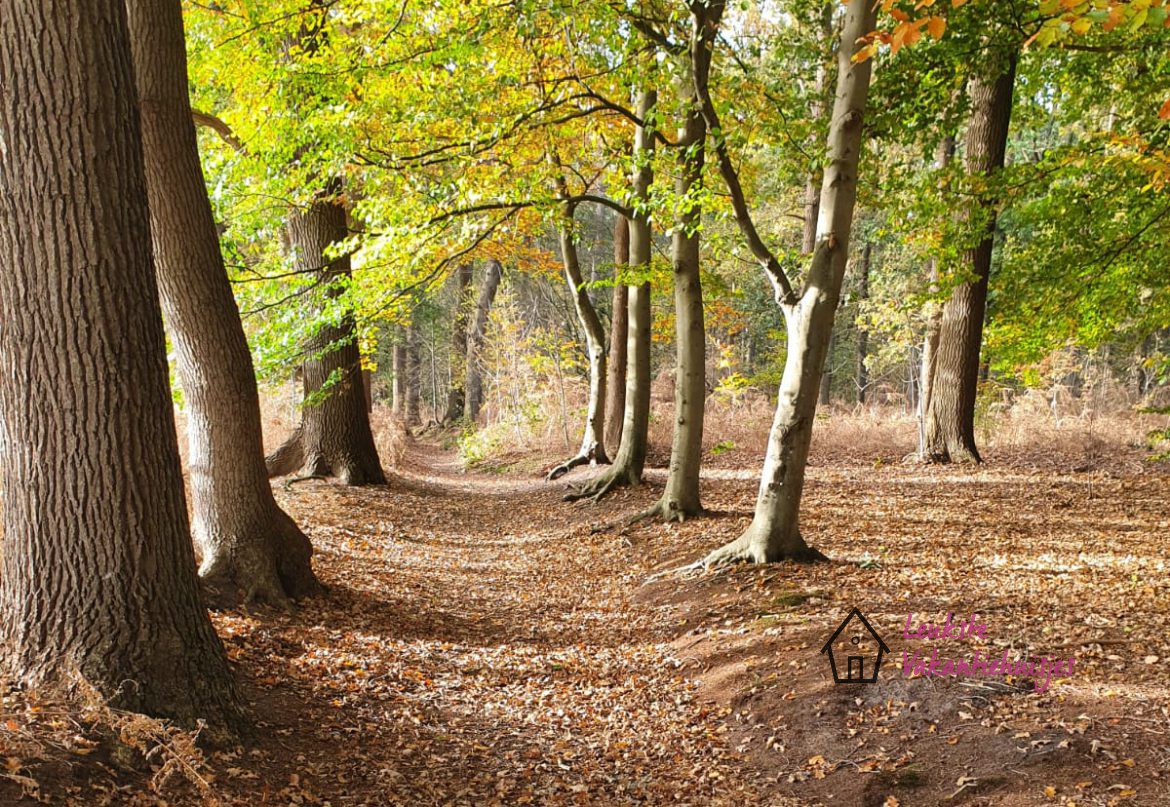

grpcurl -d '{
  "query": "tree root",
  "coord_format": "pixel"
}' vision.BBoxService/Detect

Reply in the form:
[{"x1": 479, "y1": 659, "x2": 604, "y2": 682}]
[
  {"x1": 563, "y1": 470, "x2": 628, "y2": 503},
  {"x1": 265, "y1": 427, "x2": 304, "y2": 478},
  {"x1": 626, "y1": 498, "x2": 696, "y2": 526},
  {"x1": 547, "y1": 454, "x2": 590, "y2": 481},
  {"x1": 696, "y1": 529, "x2": 829, "y2": 569}
]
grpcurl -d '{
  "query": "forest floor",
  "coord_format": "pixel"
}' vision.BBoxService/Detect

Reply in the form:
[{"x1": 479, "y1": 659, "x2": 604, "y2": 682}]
[{"x1": 3, "y1": 421, "x2": 1170, "y2": 806}]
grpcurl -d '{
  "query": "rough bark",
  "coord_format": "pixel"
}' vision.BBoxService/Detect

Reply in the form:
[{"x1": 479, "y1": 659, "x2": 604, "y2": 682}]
[
  {"x1": 703, "y1": 0, "x2": 876, "y2": 565},
  {"x1": 642, "y1": 13, "x2": 714, "y2": 522},
  {"x1": 0, "y1": 0, "x2": 240, "y2": 728},
  {"x1": 465, "y1": 259, "x2": 503, "y2": 422},
  {"x1": 856, "y1": 241, "x2": 871, "y2": 404},
  {"x1": 442, "y1": 263, "x2": 474, "y2": 423},
  {"x1": 266, "y1": 198, "x2": 387, "y2": 485},
  {"x1": 405, "y1": 323, "x2": 422, "y2": 427},
  {"x1": 565, "y1": 90, "x2": 655, "y2": 502},
  {"x1": 924, "y1": 56, "x2": 1016, "y2": 464},
  {"x1": 548, "y1": 210, "x2": 611, "y2": 480},
  {"x1": 129, "y1": 0, "x2": 318, "y2": 607},
  {"x1": 918, "y1": 134, "x2": 956, "y2": 450},
  {"x1": 605, "y1": 217, "x2": 630, "y2": 459}
]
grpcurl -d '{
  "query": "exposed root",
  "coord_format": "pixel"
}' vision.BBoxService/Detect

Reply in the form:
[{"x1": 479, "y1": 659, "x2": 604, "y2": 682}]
[
  {"x1": 284, "y1": 473, "x2": 330, "y2": 488},
  {"x1": 265, "y1": 427, "x2": 304, "y2": 478},
  {"x1": 547, "y1": 454, "x2": 590, "y2": 481},
  {"x1": 626, "y1": 498, "x2": 695, "y2": 526},
  {"x1": 564, "y1": 471, "x2": 625, "y2": 503},
  {"x1": 697, "y1": 528, "x2": 829, "y2": 569}
]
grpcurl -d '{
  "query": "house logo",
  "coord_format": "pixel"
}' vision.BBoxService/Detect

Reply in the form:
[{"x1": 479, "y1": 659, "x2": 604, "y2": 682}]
[{"x1": 821, "y1": 607, "x2": 890, "y2": 684}]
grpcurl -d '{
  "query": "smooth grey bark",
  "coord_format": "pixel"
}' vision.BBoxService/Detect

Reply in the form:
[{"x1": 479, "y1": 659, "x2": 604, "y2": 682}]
[
  {"x1": 703, "y1": 0, "x2": 877, "y2": 564},
  {"x1": 405, "y1": 323, "x2": 422, "y2": 427},
  {"x1": 441, "y1": 263, "x2": 474, "y2": 423},
  {"x1": 818, "y1": 331, "x2": 835, "y2": 405},
  {"x1": 565, "y1": 90, "x2": 656, "y2": 502},
  {"x1": 924, "y1": 55, "x2": 1017, "y2": 464},
  {"x1": 605, "y1": 216, "x2": 630, "y2": 459},
  {"x1": 465, "y1": 259, "x2": 503, "y2": 421},
  {"x1": 548, "y1": 205, "x2": 611, "y2": 480},
  {"x1": 129, "y1": 0, "x2": 318, "y2": 607},
  {"x1": 918, "y1": 134, "x2": 956, "y2": 451},
  {"x1": 266, "y1": 198, "x2": 387, "y2": 485},
  {"x1": 0, "y1": 0, "x2": 240, "y2": 728},
  {"x1": 856, "y1": 241, "x2": 872, "y2": 404},
  {"x1": 642, "y1": 8, "x2": 716, "y2": 521},
  {"x1": 393, "y1": 337, "x2": 407, "y2": 415}
]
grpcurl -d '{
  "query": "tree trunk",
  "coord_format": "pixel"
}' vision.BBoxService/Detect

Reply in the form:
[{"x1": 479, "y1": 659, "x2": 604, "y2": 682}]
[
  {"x1": 392, "y1": 338, "x2": 407, "y2": 416},
  {"x1": 704, "y1": 0, "x2": 876, "y2": 565},
  {"x1": 128, "y1": 0, "x2": 318, "y2": 607},
  {"x1": 649, "y1": 13, "x2": 713, "y2": 521},
  {"x1": 465, "y1": 259, "x2": 503, "y2": 421},
  {"x1": 818, "y1": 330, "x2": 835, "y2": 405},
  {"x1": 547, "y1": 209, "x2": 610, "y2": 480},
  {"x1": 856, "y1": 241, "x2": 871, "y2": 404},
  {"x1": 924, "y1": 55, "x2": 1016, "y2": 464},
  {"x1": 565, "y1": 90, "x2": 655, "y2": 502},
  {"x1": 0, "y1": 0, "x2": 240, "y2": 728},
  {"x1": 442, "y1": 263, "x2": 474, "y2": 423},
  {"x1": 405, "y1": 322, "x2": 422, "y2": 427},
  {"x1": 267, "y1": 198, "x2": 387, "y2": 485},
  {"x1": 918, "y1": 134, "x2": 956, "y2": 450},
  {"x1": 605, "y1": 217, "x2": 630, "y2": 458}
]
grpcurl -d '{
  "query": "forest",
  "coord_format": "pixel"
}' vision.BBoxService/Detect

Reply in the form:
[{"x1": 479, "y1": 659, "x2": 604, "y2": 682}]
[{"x1": 1, "y1": 0, "x2": 1169, "y2": 804}]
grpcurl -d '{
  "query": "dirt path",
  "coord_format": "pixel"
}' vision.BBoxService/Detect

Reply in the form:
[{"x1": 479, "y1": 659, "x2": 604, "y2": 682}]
[{"x1": 209, "y1": 441, "x2": 778, "y2": 806}]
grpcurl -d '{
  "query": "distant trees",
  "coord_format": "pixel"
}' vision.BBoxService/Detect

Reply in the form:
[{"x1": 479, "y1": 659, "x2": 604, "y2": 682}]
[{"x1": 0, "y1": 0, "x2": 238, "y2": 726}]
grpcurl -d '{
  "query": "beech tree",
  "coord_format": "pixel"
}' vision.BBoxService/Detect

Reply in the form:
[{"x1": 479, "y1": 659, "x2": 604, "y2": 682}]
[
  {"x1": 465, "y1": 259, "x2": 504, "y2": 421},
  {"x1": 0, "y1": 0, "x2": 238, "y2": 725},
  {"x1": 605, "y1": 216, "x2": 630, "y2": 458},
  {"x1": 566, "y1": 89, "x2": 657, "y2": 502},
  {"x1": 702, "y1": 0, "x2": 878, "y2": 564},
  {"x1": 128, "y1": 0, "x2": 318, "y2": 606}
]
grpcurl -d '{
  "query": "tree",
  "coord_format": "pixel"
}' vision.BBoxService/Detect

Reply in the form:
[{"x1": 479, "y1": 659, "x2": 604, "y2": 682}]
[
  {"x1": 266, "y1": 196, "x2": 387, "y2": 485},
  {"x1": 924, "y1": 52, "x2": 1017, "y2": 464},
  {"x1": 856, "y1": 241, "x2": 872, "y2": 403},
  {"x1": 0, "y1": 0, "x2": 239, "y2": 727},
  {"x1": 565, "y1": 89, "x2": 656, "y2": 502},
  {"x1": 442, "y1": 263, "x2": 474, "y2": 424},
  {"x1": 128, "y1": 0, "x2": 318, "y2": 606},
  {"x1": 605, "y1": 216, "x2": 630, "y2": 458},
  {"x1": 702, "y1": 0, "x2": 877, "y2": 564},
  {"x1": 640, "y1": 1, "x2": 719, "y2": 521},
  {"x1": 547, "y1": 199, "x2": 612, "y2": 480},
  {"x1": 465, "y1": 259, "x2": 504, "y2": 421}
]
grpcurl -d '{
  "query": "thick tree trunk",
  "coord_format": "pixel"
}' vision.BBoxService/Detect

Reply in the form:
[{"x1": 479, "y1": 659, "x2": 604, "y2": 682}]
[
  {"x1": 405, "y1": 323, "x2": 422, "y2": 427},
  {"x1": 442, "y1": 263, "x2": 474, "y2": 423},
  {"x1": 856, "y1": 241, "x2": 871, "y2": 404},
  {"x1": 918, "y1": 135, "x2": 956, "y2": 450},
  {"x1": 605, "y1": 217, "x2": 630, "y2": 458},
  {"x1": 267, "y1": 198, "x2": 386, "y2": 485},
  {"x1": 565, "y1": 90, "x2": 655, "y2": 502},
  {"x1": 0, "y1": 0, "x2": 240, "y2": 728},
  {"x1": 924, "y1": 56, "x2": 1016, "y2": 464},
  {"x1": 465, "y1": 259, "x2": 503, "y2": 421},
  {"x1": 548, "y1": 212, "x2": 610, "y2": 480},
  {"x1": 647, "y1": 16, "x2": 713, "y2": 521},
  {"x1": 704, "y1": 0, "x2": 876, "y2": 565},
  {"x1": 129, "y1": 0, "x2": 318, "y2": 607}
]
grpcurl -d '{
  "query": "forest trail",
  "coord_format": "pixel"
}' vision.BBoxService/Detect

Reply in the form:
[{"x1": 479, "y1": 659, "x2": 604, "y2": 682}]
[{"x1": 211, "y1": 440, "x2": 780, "y2": 806}]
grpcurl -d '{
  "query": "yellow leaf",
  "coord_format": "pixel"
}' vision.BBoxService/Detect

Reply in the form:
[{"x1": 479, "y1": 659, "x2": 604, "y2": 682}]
[
  {"x1": 1045, "y1": 785, "x2": 1057, "y2": 797},
  {"x1": 927, "y1": 16, "x2": 947, "y2": 39}
]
